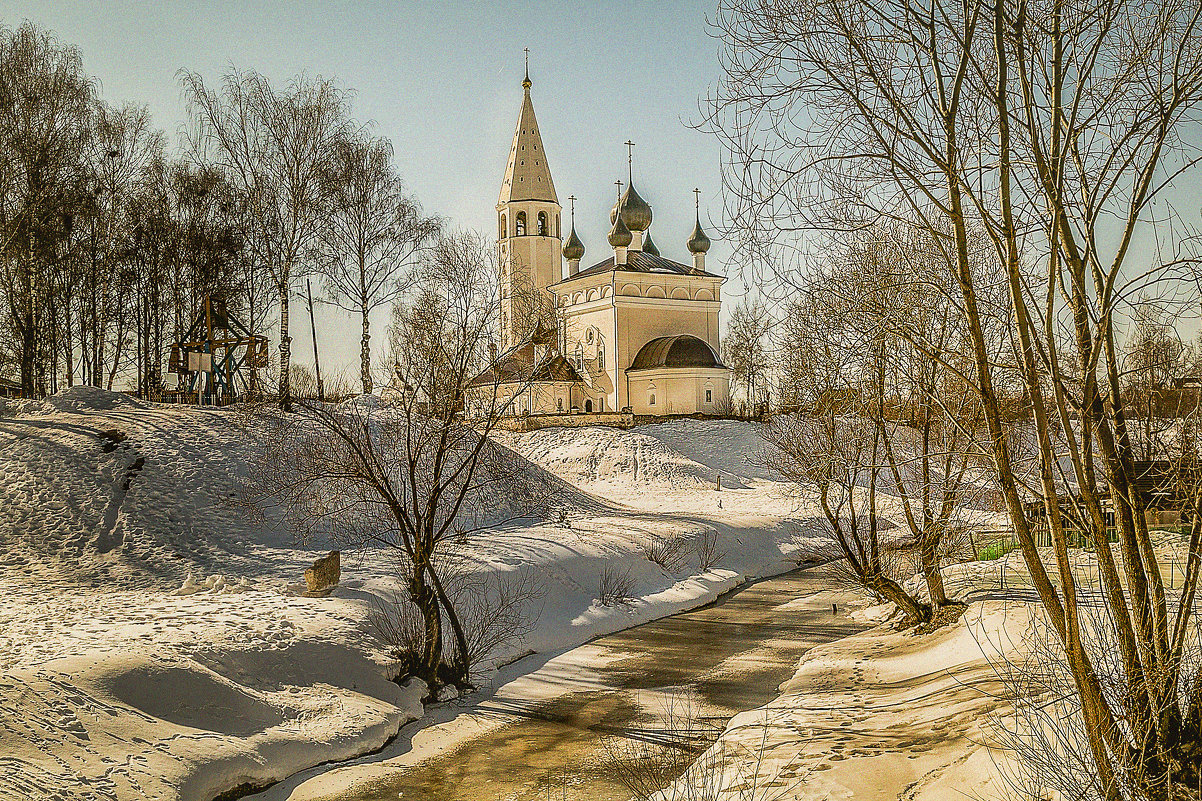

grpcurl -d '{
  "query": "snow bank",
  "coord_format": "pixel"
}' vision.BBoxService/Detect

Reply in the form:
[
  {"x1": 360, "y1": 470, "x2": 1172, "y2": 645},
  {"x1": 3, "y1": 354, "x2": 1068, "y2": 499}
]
[
  {"x1": 650, "y1": 552, "x2": 1098, "y2": 801},
  {"x1": 20, "y1": 385, "x2": 151, "y2": 415},
  {"x1": 495, "y1": 418, "x2": 775, "y2": 494},
  {"x1": 2, "y1": 401, "x2": 830, "y2": 800}
]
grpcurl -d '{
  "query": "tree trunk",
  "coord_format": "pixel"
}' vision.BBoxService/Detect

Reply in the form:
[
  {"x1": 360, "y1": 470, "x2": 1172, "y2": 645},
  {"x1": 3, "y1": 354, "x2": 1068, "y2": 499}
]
[
  {"x1": 361, "y1": 308, "x2": 372, "y2": 395},
  {"x1": 408, "y1": 566, "x2": 442, "y2": 684},
  {"x1": 278, "y1": 280, "x2": 292, "y2": 412},
  {"x1": 427, "y1": 561, "x2": 472, "y2": 686},
  {"x1": 919, "y1": 532, "x2": 948, "y2": 606}
]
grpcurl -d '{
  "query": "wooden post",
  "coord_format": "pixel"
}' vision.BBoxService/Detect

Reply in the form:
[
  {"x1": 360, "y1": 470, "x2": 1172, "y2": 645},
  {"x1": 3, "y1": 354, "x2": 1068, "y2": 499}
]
[{"x1": 306, "y1": 279, "x2": 325, "y2": 401}]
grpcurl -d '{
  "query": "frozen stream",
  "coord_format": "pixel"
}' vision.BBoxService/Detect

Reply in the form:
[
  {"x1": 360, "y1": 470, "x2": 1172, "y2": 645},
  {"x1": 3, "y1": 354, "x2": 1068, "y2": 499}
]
[{"x1": 253, "y1": 565, "x2": 863, "y2": 801}]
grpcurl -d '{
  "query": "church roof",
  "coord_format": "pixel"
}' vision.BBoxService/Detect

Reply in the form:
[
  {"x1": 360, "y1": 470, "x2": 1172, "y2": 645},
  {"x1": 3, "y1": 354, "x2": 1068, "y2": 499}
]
[
  {"x1": 498, "y1": 83, "x2": 558, "y2": 205},
  {"x1": 470, "y1": 341, "x2": 582, "y2": 387},
  {"x1": 627, "y1": 335, "x2": 727, "y2": 372},
  {"x1": 553, "y1": 250, "x2": 721, "y2": 286}
]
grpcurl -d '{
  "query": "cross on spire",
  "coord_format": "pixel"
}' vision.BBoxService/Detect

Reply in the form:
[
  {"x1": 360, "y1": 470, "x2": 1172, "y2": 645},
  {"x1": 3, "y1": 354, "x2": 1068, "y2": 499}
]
[
  {"x1": 522, "y1": 47, "x2": 531, "y2": 89},
  {"x1": 624, "y1": 140, "x2": 636, "y2": 183},
  {"x1": 693, "y1": 187, "x2": 702, "y2": 215},
  {"x1": 568, "y1": 194, "x2": 577, "y2": 222},
  {"x1": 615, "y1": 179, "x2": 623, "y2": 200}
]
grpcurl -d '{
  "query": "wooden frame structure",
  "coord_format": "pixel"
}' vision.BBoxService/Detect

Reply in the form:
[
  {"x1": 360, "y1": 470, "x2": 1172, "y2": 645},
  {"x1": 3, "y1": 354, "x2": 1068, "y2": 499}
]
[{"x1": 168, "y1": 296, "x2": 269, "y2": 403}]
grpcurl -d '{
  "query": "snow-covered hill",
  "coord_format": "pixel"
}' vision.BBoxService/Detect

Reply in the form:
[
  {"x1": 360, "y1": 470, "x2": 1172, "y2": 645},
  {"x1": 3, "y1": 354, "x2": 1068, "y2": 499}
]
[
  {"x1": 497, "y1": 418, "x2": 775, "y2": 494},
  {"x1": 1, "y1": 389, "x2": 827, "y2": 801}
]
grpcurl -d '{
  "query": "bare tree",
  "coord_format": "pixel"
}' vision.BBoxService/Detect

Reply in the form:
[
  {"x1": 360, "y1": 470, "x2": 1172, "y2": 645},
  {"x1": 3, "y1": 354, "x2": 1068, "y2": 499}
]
[
  {"x1": 0, "y1": 22, "x2": 93, "y2": 395},
  {"x1": 841, "y1": 224, "x2": 989, "y2": 609},
  {"x1": 313, "y1": 133, "x2": 440, "y2": 394},
  {"x1": 763, "y1": 278, "x2": 931, "y2": 622},
  {"x1": 181, "y1": 67, "x2": 351, "y2": 411},
  {"x1": 1122, "y1": 299, "x2": 1192, "y2": 460},
  {"x1": 722, "y1": 296, "x2": 772, "y2": 411},
  {"x1": 245, "y1": 231, "x2": 551, "y2": 688},
  {"x1": 709, "y1": 0, "x2": 1202, "y2": 794}
]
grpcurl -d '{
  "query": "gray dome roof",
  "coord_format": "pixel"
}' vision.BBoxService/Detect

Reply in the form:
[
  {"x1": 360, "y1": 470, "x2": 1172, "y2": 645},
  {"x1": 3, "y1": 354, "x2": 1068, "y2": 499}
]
[
  {"x1": 628, "y1": 335, "x2": 725, "y2": 371},
  {"x1": 563, "y1": 226, "x2": 585, "y2": 261},
  {"x1": 687, "y1": 216, "x2": 711, "y2": 254},
  {"x1": 641, "y1": 228, "x2": 660, "y2": 256},
  {"x1": 608, "y1": 214, "x2": 633, "y2": 248},
  {"x1": 609, "y1": 182, "x2": 653, "y2": 232}
]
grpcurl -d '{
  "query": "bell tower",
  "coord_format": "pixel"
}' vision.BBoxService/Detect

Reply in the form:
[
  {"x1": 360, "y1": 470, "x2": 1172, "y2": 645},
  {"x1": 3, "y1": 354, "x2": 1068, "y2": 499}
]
[{"x1": 496, "y1": 54, "x2": 562, "y2": 351}]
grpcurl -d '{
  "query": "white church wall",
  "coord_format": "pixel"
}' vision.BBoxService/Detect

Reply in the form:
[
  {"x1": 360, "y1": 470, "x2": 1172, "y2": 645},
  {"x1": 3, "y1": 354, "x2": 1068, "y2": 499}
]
[{"x1": 626, "y1": 368, "x2": 731, "y2": 415}]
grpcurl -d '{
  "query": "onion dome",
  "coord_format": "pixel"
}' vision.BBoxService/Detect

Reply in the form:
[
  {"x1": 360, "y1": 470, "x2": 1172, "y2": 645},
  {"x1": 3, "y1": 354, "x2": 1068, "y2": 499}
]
[
  {"x1": 642, "y1": 228, "x2": 660, "y2": 257},
  {"x1": 609, "y1": 183, "x2": 654, "y2": 233},
  {"x1": 687, "y1": 216, "x2": 711, "y2": 254},
  {"x1": 618, "y1": 183, "x2": 652, "y2": 232},
  {"x1": 608, "y1": 213, "x2": 633, "y2": 248},
  {"x1": 563, "y1": 226, "x2": 585, "y2": 261}
]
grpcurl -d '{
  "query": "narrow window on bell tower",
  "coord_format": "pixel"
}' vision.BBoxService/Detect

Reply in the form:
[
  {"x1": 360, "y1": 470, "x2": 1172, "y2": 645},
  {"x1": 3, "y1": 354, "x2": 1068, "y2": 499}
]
[{"x1": 516, "y1": 211, "x2": 527, "y2": 236}]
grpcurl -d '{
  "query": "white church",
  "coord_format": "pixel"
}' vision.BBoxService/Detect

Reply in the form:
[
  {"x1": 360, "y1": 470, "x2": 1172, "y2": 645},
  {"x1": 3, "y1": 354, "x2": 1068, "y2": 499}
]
[{"x1": 472, "y1": 67, "x2": 732, "y2": 418}]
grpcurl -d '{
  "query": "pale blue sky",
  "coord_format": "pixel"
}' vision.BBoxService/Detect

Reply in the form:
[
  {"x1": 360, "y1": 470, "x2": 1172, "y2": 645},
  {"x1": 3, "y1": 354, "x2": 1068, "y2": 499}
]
[{"x1": 3, "y1": 1, "x2": 737, "y2": 382}]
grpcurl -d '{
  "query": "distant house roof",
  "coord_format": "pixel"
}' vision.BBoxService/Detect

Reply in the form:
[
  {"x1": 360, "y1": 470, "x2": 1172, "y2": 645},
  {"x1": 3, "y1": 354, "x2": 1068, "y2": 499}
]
[
  {"x1": 554, "y1": 250, "x2": 722, "y2": 286},
  {"x1": 627, "y1": 335, "x2": 726, "y2": 372},
  {"x1": 469, "y1": 341, "x2": 583, "y2": 387}
]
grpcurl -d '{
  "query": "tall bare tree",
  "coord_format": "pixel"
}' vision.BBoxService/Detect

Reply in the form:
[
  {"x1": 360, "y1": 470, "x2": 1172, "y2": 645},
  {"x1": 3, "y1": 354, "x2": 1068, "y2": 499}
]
[
  {"x1": 0, "y1": 21, "x2": 93, "y2": 395},
  {"x1": 710, "y1": 0, "x2": 1202, "y2": 795},
  {"x1": 722, "y1": 295, "x2": 772, "y2": 410},
  {"x1": 181, "y1": 68, "x2": 351, "y2": 411},
  {"x1": 246, "y1": 231, "x2": 550, "y2": 688},
  {"x1": 313, "y1": 133, "x2": 440, "y2": 394}
]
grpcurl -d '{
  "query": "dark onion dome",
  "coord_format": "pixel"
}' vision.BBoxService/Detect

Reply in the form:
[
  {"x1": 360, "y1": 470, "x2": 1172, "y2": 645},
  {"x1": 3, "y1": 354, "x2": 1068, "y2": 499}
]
[
  {"x1": 641, "y1": 228, "x2": 660, "y2": 257},
  {"x1": 628, "y1": 335, "x2": 726, "y2": 371},
  {"x1": 687, "y1": 215, "x2": 711, "y2": 254},
  {"x1": 563, "y1": 226, "x2": 585, "y2": 261},
  {"x1": 608, "y1": 213, "x2": 633, "y2": 248},
  {"x1": 609, "y1": 182, "x2": 653, "y2": 233},
  {"x1": 617, "y1": 183, "x2": 652, "y2": 232}
]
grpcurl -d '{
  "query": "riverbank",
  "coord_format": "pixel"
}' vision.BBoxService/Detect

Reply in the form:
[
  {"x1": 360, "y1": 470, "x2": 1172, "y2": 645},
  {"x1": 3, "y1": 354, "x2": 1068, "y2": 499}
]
[
  {"x1": 246, "y1": 565, "x2": 865, "y2": 801},
  {"x1": 651, "y1": 553, "x2": 1074, "y2": 801},
  {"x1": 0, "y1": 390, "x2": 836, "y2": 801}
]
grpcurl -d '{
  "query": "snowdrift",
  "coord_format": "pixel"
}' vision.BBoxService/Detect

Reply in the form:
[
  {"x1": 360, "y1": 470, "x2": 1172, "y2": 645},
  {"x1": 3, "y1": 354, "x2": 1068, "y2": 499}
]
[
  {"x1": 1, "y1": 393, "x2": 833, "y2": 801},
  {"x1": 498, "y1": 418, "x2": 778, "y2": 494},
  {"x1": 0, "y1": 389, "x2": 600, "y2": 583}
]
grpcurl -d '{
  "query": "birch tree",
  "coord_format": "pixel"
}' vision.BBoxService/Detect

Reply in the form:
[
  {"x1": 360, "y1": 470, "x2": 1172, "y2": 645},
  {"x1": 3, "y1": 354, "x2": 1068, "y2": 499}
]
[
  {"x1": 313, "y1": 133, "x2": 440, "y2": 394},
  {"x1": 181, "y1": 68, "x2": 351, "y2": 411}
]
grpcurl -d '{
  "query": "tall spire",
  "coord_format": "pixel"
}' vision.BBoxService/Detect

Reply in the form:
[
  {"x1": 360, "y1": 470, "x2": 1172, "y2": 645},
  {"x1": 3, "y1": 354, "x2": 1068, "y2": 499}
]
[{"x1": 498, "y1": 55, "x2": 558, "y2": 205}]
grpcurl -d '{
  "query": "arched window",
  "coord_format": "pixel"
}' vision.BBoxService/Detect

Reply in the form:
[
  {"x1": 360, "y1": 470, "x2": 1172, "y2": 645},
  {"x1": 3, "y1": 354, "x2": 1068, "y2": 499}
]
[
  {"x1": 598, "y1": 397, "x2": 604, "y2": 412},
  {"x1": 597, "y1": 338, "x2": 605, "y2": 370},
  {"x1": 516, "y1": 211, "x2": 527, "y2": 236},
  {"x1": 537, "y1": 211, "x2": 548, "y2": 236},
  {"x1": 557, "y1": 397, "x2": 564, "y2": 412},
  {"x1": 499, "y1": 213, "x2": 507, "y2": 239},
  {"x1": 649, "y1": 393, "x2": 656, "y2": 407},
  {"x1": 556, "y1": 214, "x2": 561, "y2": 237},
  {"x1": 574, "y1": 343, "x2": 584, "y2": 371},
  {"x1": 586, "y1": 329, "x2": 593, "y2": 344},
  {"x1": 585, "y1": 399, "x2": 593, "y2": 413}
]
